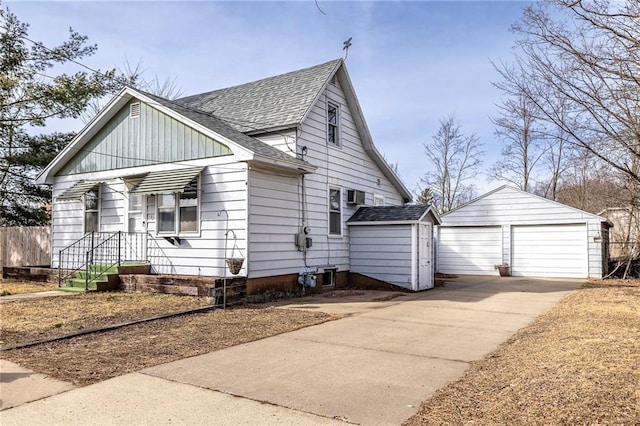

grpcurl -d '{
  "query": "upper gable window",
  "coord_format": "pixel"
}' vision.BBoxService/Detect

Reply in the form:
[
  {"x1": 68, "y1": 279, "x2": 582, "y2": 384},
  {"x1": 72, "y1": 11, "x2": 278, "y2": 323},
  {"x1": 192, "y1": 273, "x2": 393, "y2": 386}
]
[{"x1": 327, "y1": 102, "x2": 340, "y2": 146}]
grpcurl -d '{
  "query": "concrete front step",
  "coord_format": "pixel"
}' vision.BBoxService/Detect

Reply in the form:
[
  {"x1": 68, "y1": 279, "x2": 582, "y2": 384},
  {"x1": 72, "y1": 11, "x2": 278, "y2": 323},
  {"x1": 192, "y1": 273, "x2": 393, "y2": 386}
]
[{"x1": 62, "y1": 263, "x2": 150, "y2": 292}]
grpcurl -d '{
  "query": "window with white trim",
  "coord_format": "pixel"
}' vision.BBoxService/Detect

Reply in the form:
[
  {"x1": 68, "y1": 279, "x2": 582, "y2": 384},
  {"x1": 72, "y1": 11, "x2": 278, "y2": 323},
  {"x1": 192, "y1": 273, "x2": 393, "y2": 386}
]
[
  {"x1": 157, "y1": 178, "x2": 199, "y2": 235},
  {"x1": 329, "y1": 187, "x2": 342, "y2": 235},
  {"x1": 374, "y1": 194, "x2": 384, "y2": 207},
  {"x1": 327, "y1": 102, "x2": 340, "y2": 146},
  {"x1": 84, "y1": 185, "x2": 100, "y2": 233}
]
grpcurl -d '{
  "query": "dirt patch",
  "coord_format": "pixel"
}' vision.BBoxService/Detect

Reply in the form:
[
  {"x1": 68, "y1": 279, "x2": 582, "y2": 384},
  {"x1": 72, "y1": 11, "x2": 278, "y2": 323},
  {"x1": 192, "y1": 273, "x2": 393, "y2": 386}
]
[
  {"x1": 322, "y1": 290, "x2": 365, "y2": 298},
  {"x1": 2, "y1": 307, "x2": 334, "y2": 386},
  {"x1": 404, "y1": 279, "x2": 640, "y2": 425},
  {"x1": 372, "y1": 292, "x2": 406, "y2": 302},
  {"x1": 0, "y1": 292, "x2": 213, "y2": 347},
  {"x1": 0, "y1": 281, "x2": 57, "y2": 296}
]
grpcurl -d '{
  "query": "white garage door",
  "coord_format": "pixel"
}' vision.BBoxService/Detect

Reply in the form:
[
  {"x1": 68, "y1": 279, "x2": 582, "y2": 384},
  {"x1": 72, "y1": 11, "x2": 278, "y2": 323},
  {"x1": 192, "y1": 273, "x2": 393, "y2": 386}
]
[
  {"x1": 511, "y1": 224, "x2": 587, "y2": 278},
  {"x1": 438, "y1": 226, "x2": 502, "y2": 275}
]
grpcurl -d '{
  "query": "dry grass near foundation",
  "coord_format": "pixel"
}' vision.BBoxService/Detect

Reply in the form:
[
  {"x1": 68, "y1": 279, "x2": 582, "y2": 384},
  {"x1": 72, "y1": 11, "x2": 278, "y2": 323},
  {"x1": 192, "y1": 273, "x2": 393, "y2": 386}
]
[
  {"x1": 0, "y1": 292, "x2": 213, "y2": 346},
  {"x1": 404, "y1": 279, "x2": 640, "y2": 425},
  {"x1": 2, "y1": 307, "x2": 334, "y2": 386},
  {"x1": 0, "y1": 280, "x2": 57, "y2": 296}
]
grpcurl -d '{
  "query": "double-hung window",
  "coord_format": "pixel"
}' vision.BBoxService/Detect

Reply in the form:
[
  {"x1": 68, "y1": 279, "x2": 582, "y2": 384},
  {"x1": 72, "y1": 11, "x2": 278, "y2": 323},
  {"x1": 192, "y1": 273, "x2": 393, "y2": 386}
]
[
  {"x1": 329, "y1": 187, "x2": 342, "y2": 235},
  {"x1": 327, "y1": 102, "x2": 339, "y2": 146},
  {"x1": 157, "y1": 177, "x2": 199, "y2": 235},
  {"x1": 84, "y1": 185, "x2": 100, "y2": 233}
]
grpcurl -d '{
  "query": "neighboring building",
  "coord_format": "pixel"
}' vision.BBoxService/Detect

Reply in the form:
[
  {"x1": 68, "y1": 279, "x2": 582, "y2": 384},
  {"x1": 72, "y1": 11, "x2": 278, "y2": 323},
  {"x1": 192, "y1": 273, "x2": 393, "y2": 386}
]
[
  {"x1": 598, "y1": 207, "x2": 640, "y2": 259},
  {"x1": 437, "y1": 186, "x2": 611, "y2": 279},
  {"x1": 38, "y1": 59, "x2": 421, "y2": 294}
]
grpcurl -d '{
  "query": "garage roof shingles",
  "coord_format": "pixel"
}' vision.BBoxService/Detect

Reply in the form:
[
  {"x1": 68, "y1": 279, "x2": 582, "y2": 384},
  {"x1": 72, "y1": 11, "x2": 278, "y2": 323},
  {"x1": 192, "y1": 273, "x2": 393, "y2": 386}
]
[{"x1": 348, "y1": 205, "x2": 431, "y2": 223}]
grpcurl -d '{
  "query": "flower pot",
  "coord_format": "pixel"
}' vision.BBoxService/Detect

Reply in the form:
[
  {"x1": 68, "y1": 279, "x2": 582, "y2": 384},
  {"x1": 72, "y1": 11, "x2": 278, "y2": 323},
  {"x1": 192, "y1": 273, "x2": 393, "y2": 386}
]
[
  {"x1": 497, "y1": 265, "x2": 511, "y2": 277},
  {"x1": 226, "y1": 258, "x2": 244, "y2": 275}
]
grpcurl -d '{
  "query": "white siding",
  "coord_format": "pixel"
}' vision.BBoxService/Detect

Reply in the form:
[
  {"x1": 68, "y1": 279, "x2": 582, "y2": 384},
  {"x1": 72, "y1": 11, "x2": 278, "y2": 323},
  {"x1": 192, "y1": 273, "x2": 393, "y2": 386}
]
[
  {"x1": 349, "y1": 225, "x2": 414, "y2": 290},
  {"x1": 439, "y1": 186, "x2": 606, "y2": 278},
  {"x1": 253, "y1": 131, "x2": 297, "y2": 157},
  {"x1": 51, "y1": 158, "x2": 248, "y2": 277},
  {"x1": 438, "y1": 226, "x2": 502, "y2": 275},
  {"x1": 511, "y1": 224, "x2": 587, "y2": 278},
  {"x1": 247, "y1": 80, "x2": 406, "y2": 279},
  {"x1": 247, "y1": 169, "x2": 304, "y2": 278}
]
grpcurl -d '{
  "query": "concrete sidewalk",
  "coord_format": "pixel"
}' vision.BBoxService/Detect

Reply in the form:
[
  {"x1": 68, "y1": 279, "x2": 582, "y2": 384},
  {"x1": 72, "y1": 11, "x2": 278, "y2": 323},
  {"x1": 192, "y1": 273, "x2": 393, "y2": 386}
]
[{"x1": 1, "y1": 276, "x2": 582, "y2": 425}]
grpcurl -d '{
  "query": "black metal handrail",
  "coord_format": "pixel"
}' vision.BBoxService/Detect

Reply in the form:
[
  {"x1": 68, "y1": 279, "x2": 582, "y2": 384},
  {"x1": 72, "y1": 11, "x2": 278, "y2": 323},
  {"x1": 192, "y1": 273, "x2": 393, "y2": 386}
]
[
  {"x1": 57, "y1": 232, "x2": 113, "y2": 286},
  {"x1": 57, "y1": 231, "x2": 148, "y2": 288}
]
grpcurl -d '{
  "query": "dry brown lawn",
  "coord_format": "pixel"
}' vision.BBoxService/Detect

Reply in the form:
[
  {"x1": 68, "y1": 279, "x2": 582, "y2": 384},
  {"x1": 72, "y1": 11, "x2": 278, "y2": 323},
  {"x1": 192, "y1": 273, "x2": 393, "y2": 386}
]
[
  {"x1": 404, "y1": 279, "x2": 640, "y2": 426},
  {"x1": 0, "y1": 291, "x2": 335, "y2": 386},
  {"x1": 0, "y1": 291, "x2": 213, "y2": 347},
  {"x1": 0, "y1": 280, "x2": 57, "y2": 296}
]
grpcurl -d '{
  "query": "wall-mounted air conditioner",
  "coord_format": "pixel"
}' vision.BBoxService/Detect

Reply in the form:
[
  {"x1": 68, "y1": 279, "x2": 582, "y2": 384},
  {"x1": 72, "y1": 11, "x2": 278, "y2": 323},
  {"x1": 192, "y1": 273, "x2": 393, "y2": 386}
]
[{"x1": 347, "y1": 189, "x2": 365, "y2": 205}]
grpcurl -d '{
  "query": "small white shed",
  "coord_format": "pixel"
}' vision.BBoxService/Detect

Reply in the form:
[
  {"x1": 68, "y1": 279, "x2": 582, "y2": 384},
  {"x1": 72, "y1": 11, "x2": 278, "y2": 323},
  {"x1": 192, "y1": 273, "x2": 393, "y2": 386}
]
[
  {"x1": 437, "y1": 186, "x2": 610, "y2": 279},
  {"x1": 347, "y1": 205, "x2": 441, "y2": 291}
]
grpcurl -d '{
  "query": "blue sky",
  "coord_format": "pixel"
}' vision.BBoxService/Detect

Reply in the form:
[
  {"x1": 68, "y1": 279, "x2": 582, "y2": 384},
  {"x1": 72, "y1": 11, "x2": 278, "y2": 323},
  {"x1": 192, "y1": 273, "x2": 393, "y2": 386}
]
[{"x1": 7, "y1": 0, "x2": 530, "y2": 194}]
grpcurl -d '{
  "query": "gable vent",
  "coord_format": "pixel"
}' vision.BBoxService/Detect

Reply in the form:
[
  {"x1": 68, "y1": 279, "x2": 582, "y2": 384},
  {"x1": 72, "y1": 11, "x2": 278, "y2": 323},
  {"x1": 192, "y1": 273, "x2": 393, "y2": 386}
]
[{"x1": 130, "y1": 102, "x2": 141, "y2": 118}]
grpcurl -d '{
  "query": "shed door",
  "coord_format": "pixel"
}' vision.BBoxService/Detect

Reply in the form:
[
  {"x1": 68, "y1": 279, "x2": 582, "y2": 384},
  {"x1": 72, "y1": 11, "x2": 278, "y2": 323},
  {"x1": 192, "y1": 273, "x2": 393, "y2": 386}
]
[
  {"x1": 438, "y1": 226, "x2": 502, "y2": 275},
  {"x1": 418, "y1": 223, "x2": 433, "y2": 290},
  {"x1": 511, "y1": 224, "x2": 587, "y2": 278}
]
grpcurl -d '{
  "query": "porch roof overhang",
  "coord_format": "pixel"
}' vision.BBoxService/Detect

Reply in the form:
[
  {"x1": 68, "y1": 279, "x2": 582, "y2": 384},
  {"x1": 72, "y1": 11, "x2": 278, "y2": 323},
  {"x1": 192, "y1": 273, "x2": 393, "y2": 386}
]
[
  {"x1": 56, "y1": 180, "x2": 102, "y2": 202},
  {"x1": 130, "y1": 167, "x2": 203, "y2": 195}
]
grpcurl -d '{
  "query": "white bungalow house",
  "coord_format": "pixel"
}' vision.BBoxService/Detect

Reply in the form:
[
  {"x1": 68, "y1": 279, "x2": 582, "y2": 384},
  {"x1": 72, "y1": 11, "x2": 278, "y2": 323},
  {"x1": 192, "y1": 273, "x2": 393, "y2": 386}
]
[{"x1": 38, "y1": 59, "x2": 439, "y2": 294}]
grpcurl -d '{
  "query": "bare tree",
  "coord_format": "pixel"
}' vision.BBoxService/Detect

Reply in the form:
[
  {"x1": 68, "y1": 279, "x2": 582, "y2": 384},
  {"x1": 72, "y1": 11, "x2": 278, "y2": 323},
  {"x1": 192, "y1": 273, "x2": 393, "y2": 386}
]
[
  {"x1": 503, "y1": 0, "x2": 640, "y2": 196},
  {"x1": 489, "y1": 88, "x2": 546, "y2": 191},
  {"x1": 81, "y1": 59, "x2": 184, "y2": 123},
  {"x1": 421, "y1": 116, "x2": 483, "y2": 213}
]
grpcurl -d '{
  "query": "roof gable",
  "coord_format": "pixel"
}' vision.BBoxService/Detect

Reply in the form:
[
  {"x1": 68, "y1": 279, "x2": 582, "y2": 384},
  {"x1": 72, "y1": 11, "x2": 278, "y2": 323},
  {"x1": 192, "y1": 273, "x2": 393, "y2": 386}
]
[
  {"x1": 442, "y1": 185, "x2": 608, "y2": 223},
  {"x1": 38, "y1": 87, "x2": 315, "y2": 183},
  {"x1": 58, "y1": 99, "x2": 232, "y2": 175}
]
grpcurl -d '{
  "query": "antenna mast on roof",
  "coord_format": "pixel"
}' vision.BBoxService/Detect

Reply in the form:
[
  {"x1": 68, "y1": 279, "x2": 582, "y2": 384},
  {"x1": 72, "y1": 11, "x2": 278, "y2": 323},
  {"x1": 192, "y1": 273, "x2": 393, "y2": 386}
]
[{"x1": 343, "y1": 37, "x2": 352, "y2": 61}]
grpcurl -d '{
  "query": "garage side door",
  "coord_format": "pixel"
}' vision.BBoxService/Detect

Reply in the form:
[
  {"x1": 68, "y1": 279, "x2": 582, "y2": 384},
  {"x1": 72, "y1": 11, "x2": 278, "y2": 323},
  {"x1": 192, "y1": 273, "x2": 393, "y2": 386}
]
[
  {"x1": 438, "y1": 226, "x2": 502, "y2": 275},
  {"x1": 511, "y1": 224, "x2": 587, "y2": 278}
]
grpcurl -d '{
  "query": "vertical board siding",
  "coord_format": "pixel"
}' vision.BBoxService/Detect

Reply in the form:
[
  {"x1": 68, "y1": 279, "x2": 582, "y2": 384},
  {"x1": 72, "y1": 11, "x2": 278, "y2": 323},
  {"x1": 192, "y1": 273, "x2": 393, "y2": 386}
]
[
  {"x1": 439, "y1": 186, "x2": 606, "y2": 278},
  {"x1": 58, "y1": 100, "x2": 232, "y2": 175},
  {"x1": 0, "y1": 227, "x2": 51, "y2": 270},
  {"x1": 349, "y1": 225, "x2": 413, "y2": 289}
]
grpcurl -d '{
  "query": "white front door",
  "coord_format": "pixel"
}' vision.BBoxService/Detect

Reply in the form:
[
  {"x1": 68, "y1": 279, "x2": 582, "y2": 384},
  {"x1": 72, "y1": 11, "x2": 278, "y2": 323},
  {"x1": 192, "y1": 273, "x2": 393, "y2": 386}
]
[{"x1": 418, "y1": 223, "x2": 433, "y2": 290}]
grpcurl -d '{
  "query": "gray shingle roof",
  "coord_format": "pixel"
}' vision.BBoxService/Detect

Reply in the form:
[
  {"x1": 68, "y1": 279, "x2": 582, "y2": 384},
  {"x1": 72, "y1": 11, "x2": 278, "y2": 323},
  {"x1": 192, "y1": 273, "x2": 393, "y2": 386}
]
[
  {"x1": 139, "y1": 90, "x2": 312, "y2": 168},
  {"x1": 347, "y1": 205, "x2": 432, "y2": 223},
  {"x1": 176, "y1": 59, "x2": 342, "y2": 133}
]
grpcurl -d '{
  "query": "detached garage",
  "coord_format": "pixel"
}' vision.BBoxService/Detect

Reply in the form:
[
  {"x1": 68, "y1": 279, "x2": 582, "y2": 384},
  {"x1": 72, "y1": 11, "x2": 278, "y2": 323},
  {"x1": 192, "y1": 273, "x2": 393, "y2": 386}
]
[{"x1": 437, "y1": 186, "x2": 610, "y2": 278}]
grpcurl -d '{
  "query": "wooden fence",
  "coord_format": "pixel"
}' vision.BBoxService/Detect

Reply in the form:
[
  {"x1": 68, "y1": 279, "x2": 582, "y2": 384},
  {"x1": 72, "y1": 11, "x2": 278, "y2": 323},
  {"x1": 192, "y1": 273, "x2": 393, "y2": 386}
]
[{"x1": 0, "y1": 226, "x2": 51, "y2": 272}]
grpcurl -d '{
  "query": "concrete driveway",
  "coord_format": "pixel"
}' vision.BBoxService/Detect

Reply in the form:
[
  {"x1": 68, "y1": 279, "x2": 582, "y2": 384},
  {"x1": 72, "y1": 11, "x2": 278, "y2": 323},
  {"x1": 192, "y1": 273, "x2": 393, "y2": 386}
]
[{"x1": 1, "y1": 276, "x2": 582, "y2": 425}]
